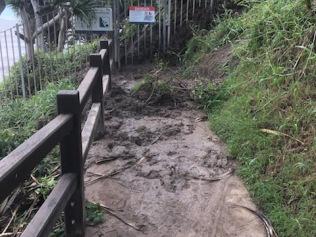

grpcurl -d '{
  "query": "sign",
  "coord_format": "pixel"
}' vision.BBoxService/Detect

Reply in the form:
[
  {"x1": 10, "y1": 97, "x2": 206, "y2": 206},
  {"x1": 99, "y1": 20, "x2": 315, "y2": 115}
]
[
  {"x1": 129, "y1": 6, "x2": 156, "y2": 24},
  {"x1": 75, "y1": 8, "x2": 113, "y2": 33}
]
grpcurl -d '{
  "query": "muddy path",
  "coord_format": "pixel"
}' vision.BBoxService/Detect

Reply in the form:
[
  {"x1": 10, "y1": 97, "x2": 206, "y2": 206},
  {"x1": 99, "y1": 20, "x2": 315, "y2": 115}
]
[{"x1": 84, "y1": 65, "x2": 266, "y2": 237}]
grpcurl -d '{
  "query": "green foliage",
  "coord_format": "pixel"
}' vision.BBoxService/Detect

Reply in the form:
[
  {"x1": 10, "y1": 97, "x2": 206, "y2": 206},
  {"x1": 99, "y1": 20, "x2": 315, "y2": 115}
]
[
  {"x1": 6, "y1": 0, "x2": 103, "y2": 22},
  {"x1": 48, "y1": 202, "x2": 105, "y2": 237},
  {"x1": 121, "y1": 20, "x2": 138, "y2": 40},
  {"x1": 132, "y1": 58, "x2": 172, "y2": 102},
  {"x1": 183, "y1": 10, "x2": 244, "y2": 73},
  {"x1": 35, "y1": 175, "x2": 58, "y2": 199},
  {"x1": 0, "y1": 41, "x2": 97, "y2": 99},
  {"x1": 0, "y1": 78, "x2": 75, "y2": 235},
  {"x1": 131, "y1": 74, "x2": 153, "y2": 94},
  {"x1": 192, "y1": 82, "x2": 228, "y2": 110},
  {"x1": 0, "y1": 79, "x2": 75, "y2": 158},
  {"x1": 132, "y1": 73, "x2": 172, "y2": 100},
  {"x1": 185, "y1": 0, "x2": 316, "y2": 236},
  {"x1": 85, "y1": 202, "x2": 105, "y2": 226}
]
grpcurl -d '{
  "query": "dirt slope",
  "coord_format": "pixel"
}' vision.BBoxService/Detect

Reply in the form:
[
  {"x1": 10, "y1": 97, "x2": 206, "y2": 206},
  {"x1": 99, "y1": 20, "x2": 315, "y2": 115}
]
[{"x1": 84, "y1": 66, "x2": 266, "y2": 237}]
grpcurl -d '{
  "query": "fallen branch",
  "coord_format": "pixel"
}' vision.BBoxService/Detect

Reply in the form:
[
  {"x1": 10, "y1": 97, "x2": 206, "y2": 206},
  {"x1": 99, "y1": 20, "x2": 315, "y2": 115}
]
[
  {"x1": 232, "y1": 205, "x2": 278, "y2": 237},
  {"x1": 96, "y1": 156, "x2": 119, "y2": 164},
  {"x1": 89, "y1": 201, "x2": 145, "y2": 232},
  {"x1": 0, "y1": 232, "x2": 21, "y2": 237},
  {"x1": 0, "y1": 188, "x2": 20, "y2": 215},
  {"x1": 150, "y1": 134, "x2": 163, "y2": 145},
  {"x1": 96, "y1": 154, "x2": 135, "y2": 164},
  {"x1": 1, "y1": 207, "x2": 19, "y2": 234},
  {"x1": 145, "y1": 83, "x2": 157, "y2": 104},
  {"x1": 87, "y1": 157, "x2": 147, "y2": 185},
  {"x1": 260, "y1": 129, "x2": 304, "y2": 145},
  {"x1": 30, "y1": 175, "x2": 40, "y2": 185}
]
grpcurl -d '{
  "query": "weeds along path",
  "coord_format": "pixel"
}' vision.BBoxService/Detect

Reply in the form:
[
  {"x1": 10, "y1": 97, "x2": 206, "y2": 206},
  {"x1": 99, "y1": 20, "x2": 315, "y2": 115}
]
[{"x1": 84, "y1": 65, "x2": 266, "y2": 237}]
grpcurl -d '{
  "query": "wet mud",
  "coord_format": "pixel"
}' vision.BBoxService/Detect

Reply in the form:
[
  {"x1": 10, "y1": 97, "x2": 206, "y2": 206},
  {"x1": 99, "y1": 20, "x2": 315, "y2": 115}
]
[{"x1": 84, "y1": 65, "x2": 266, "y2": 237}]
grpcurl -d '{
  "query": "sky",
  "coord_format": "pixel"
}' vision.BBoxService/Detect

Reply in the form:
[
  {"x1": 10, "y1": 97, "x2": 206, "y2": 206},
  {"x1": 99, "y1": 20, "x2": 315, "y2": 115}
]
[{"x1": 0, "y1": 5, "x2": 20, "y2": 30}]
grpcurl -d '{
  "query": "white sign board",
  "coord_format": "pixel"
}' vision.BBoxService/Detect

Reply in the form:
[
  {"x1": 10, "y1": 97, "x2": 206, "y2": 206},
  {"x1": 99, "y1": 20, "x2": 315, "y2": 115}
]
[
  {"x1": 129, "y1": 6, "x2": 156, "y2": 24},
  {"x1": 75, "y1": 8, "x2": 113, "y2": 32}
]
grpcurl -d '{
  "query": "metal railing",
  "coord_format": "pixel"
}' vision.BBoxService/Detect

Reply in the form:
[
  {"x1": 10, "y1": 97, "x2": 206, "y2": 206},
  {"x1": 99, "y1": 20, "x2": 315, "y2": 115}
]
[
  {"x1": 0, "y1": 0, "x2": 218, "y2": 99},
  {"x1": 0, "y1": 39, "x2": 113, "y2": 237},
  {"x1": 115, "y1": 0, "x2": 218, "y2": 67},
  {"x1": 0, "y1": 9, "x2": 102, "y2": 101}
]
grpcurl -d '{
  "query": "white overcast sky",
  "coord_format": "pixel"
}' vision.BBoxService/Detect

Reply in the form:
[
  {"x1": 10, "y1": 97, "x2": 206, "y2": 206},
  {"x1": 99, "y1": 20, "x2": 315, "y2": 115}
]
[{"x1": 0, "y1": 6, "x2": 20, "y2": 30}]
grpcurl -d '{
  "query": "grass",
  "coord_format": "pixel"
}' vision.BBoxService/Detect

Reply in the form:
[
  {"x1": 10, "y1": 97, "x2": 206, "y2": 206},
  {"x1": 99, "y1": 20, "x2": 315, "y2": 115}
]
[
  {"x1": 131, "y1": 59, "x2": 174, "y2": 103},
  {"x1": 0, "y1": 79, "x2": 75, "y2": 158},
  {"x1": 184, "y1": 0, "x2": 316, "y2": 236}
]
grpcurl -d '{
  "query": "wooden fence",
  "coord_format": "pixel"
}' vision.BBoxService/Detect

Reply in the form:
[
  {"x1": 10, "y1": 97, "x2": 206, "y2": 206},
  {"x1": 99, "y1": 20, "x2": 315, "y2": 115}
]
[{"x1": 0, "y1": 40, "x2": 113, "y2": 237}]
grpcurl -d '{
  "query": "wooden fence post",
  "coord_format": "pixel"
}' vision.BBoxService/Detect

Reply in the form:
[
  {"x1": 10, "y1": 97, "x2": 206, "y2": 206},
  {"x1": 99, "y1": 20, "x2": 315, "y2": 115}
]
[
  {"x1": 57, "y1": 90, "x2": 85, "y2": 237},
  {"x1": 90, "y1": 54, "x2": 105, "y2": 137},
  {"x1": 100, "y1": 40, "x2": 112, "y2": 90}
]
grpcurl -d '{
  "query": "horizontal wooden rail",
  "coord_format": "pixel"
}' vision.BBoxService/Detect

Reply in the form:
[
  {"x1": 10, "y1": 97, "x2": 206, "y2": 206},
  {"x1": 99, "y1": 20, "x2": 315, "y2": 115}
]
[
  {"x1": 0, "y1": 114, "x2": 73, "y2": 202},
  {"x1": 100, "y1": 49, "x2": 107, "y2": 60},
  {"x1": 82, "y1": 103, "x2": 102, "y2": 161},
  {"x1": 103, "y1": 75, "x2": 110, "y2": 97},
  {"x1": 78, "y1": 67, "x2": 99, "y2": 110},
  {"x1": 21, "y1": 173, "x2": 77, "y2": 237},
  {"x1": 0, "y1": 39, "x2": 113, "y2": 237}
]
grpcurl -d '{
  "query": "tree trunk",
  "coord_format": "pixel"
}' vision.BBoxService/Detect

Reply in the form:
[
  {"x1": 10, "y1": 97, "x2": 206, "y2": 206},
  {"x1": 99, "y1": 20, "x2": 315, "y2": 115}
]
[
  {"x1": 57, "y1": 9, "x2": 67, "y2": 52},
  {"x1": 20, "y1": 8, "x2": 34, "y2": 61},
  {"x1": 30, "y1": 0, "x2": 44, "y2": 50}
]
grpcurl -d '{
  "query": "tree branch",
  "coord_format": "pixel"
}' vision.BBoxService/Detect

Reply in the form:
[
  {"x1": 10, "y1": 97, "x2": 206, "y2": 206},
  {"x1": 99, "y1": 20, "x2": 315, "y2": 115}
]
[
  {"x1": 15, "y1": 31, "x2": 30, "y2": 43},
  {"x1": 32, "y1": 9, "x2": 66, "y2": 40}
]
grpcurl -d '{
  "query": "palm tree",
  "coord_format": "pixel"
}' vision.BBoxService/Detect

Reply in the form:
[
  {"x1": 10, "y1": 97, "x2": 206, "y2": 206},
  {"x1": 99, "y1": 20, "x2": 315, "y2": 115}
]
[
  {"x1": 5, "y1": 0, "x2": 102, "y2": 59},
  {"x1": 56, "y1": 0, "x2": 100, "y2": 51},
  {"x1": 5, "y1": 0, "x2": 36, "y2": 60}
]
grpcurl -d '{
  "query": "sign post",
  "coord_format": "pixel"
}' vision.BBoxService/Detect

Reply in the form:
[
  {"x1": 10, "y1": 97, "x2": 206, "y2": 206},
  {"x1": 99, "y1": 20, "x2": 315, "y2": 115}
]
[
  {"x1": 75, "y1": 8, "x2": 113, "y2": 33},
  {"x1": 129, "y1": 6, "x2": 156, "y2": 24}
]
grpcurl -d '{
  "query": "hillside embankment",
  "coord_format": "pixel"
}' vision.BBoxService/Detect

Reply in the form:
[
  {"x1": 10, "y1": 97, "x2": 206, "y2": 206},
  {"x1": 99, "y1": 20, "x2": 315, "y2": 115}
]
[{"x1": 182, "y1": 0, "x2": 315, "y2": 236}]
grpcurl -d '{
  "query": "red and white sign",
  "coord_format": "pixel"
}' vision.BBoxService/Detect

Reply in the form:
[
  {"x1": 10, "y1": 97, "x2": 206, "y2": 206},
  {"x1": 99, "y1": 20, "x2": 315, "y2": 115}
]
[{"x1": 129, "y1": 6, "x2": 156, "y2": 24}]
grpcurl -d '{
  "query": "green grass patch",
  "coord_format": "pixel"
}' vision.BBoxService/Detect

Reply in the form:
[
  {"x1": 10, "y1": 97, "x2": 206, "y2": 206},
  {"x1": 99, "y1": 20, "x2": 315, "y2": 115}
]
[
  {"x1": 0, "y1": 79, "x2": 75, "y2": 158},
  {"x1": 184, "y1": 0, "x2": 316, "y2": 236}
]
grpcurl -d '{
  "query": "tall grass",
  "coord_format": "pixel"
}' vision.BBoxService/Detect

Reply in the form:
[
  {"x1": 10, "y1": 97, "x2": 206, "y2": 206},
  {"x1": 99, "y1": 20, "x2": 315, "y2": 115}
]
[
  {"x1": 0, "y1": 79, "x2": 75, "y2": 158},
  {"x1": 185, "y1": 0, "x2": 316, "y2": 236}
]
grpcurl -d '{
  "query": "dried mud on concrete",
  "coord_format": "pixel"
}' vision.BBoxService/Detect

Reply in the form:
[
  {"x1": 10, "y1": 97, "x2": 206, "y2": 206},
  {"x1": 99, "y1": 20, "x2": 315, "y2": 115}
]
[{"x1": 84, "y1": 65, "x2": 266, "y2": 237}]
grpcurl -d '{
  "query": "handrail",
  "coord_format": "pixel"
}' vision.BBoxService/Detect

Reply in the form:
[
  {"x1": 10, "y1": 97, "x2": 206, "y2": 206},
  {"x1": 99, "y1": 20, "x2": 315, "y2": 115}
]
[
  {"x1": 78, "y1": 67, "x2": 100, "y2": 109},
  {"x1": 21, "y1": 173, "x2": 77, "y2": 237},
  {"x1": 0, "y1": 39, "x2": 113, "y2": 237},
  {"x1": 0, "y1": 114, "x2": 73, "y2": 202},
  {"x1": 82, "y1": 103, "x2": 102, "y2": 161}
]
